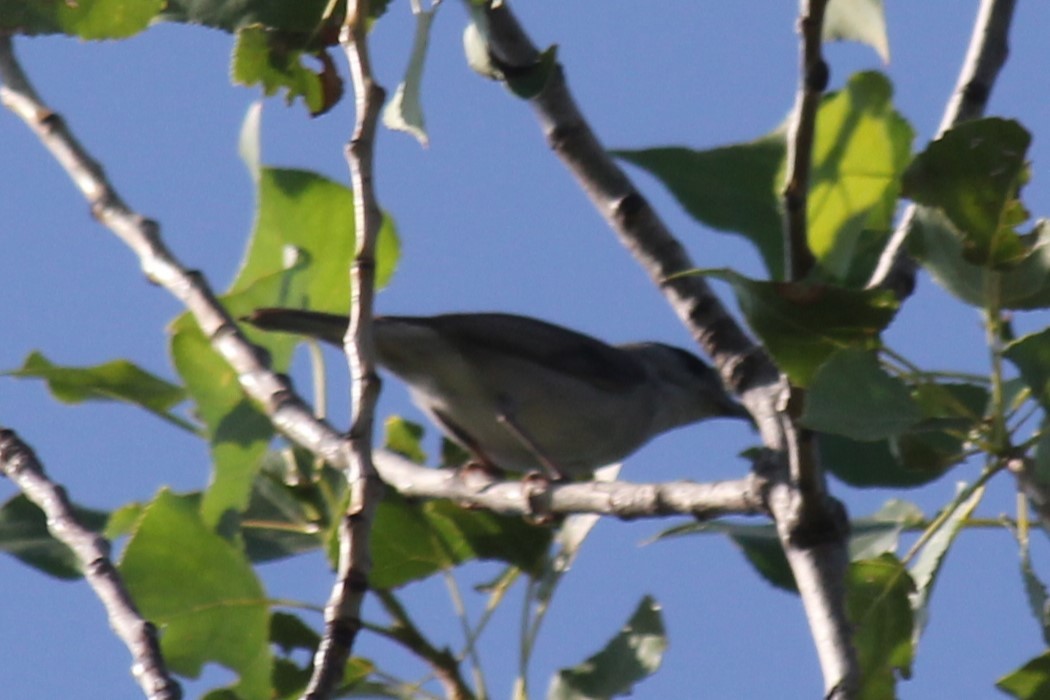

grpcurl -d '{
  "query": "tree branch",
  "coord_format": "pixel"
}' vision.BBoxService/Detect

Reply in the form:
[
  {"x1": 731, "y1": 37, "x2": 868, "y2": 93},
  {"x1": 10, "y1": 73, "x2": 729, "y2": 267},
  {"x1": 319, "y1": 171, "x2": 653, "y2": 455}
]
[
  {"x1": 371, "y1": 589, "x2": 477, "y2": 700},
  {"x1": 0, "y1": 36, "x2": 353, "y2": 473},
  {"x1": 375, "y1": 449, "x2": 767, "y2": 519},
  {"x1": 304, "y1": 4, "x2": 388, "y2": 698},
  {"x1": 470, "y1": 4, "x2": 858, "y2": 695},
  {"x1": 867, "y1": 0, "x2": 1018, "y2": 295},
  {"x1": 0, "y1": 427, "x2": 182, "y2": 700},
  {"x1": 782, "y1": 0, "x2": 829, "y2": 281}
]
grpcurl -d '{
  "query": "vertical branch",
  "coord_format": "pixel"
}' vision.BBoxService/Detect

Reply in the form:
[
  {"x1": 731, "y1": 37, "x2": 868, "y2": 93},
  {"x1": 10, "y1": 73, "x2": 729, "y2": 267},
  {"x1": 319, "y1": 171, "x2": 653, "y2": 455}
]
[
  {"x1": 0, "y1": 428, "x2": 182, "y2": 700},
  {"x1": 782, "y1": 0, "x2": 829, "y2": 281},
  {"x1": 867, "y1": 0, "x2": 1018, "y2": 294},
  {"x1": 471, "y1": 3, "x2": 858, "y2": 695},
  {"x1": 303, "y1": 2, "x2": 387, "y2": 698}
]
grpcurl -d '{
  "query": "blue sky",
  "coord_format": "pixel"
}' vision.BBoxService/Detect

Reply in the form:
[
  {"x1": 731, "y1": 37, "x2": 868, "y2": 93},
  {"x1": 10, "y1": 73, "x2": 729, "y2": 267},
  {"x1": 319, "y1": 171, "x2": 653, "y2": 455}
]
[{"x1": 2, "y1": 3, "x2": 1049, "y2": 698}]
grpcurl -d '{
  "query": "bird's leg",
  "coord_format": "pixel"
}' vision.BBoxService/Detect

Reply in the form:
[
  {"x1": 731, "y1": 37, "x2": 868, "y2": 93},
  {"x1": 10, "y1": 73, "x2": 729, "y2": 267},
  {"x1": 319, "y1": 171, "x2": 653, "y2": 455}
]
[{"x1": 495, "y1": 396, "x2": 569, "y2": 481}]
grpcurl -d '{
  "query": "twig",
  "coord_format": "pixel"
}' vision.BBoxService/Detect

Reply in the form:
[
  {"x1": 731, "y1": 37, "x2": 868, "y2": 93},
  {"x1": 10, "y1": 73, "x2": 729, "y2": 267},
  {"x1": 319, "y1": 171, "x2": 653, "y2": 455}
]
[
  {"x1": 470, "y1": 4, "x2": 858, "y2": 696},
  {"x1": 1009, "y1": 456, "x2": 1050, "y2": 527},
  {"x1": 0, "y1": 36, "x2": 353, "y2": 473},
  {"x1": 302, "y1": 2, "x2": 388, "y2": 698},
  {"x1": 867, "y1": 0, "x2": 1018, "y2": 295},
  {"x1": 782, "y1": 0, "x2": 828, "y2": 281},
  {"x1": 472, "y1": 4, "x2": 780, "y2": 431},
  {"x1": 374, "y1": 449, "x2": 766, "y2": 519},
  {"x1": 371, "y1": 589, "x2": 477, "y2": 700},
  {"x1": 0, "y1": 428, "x2": 182, "y2": 700}
]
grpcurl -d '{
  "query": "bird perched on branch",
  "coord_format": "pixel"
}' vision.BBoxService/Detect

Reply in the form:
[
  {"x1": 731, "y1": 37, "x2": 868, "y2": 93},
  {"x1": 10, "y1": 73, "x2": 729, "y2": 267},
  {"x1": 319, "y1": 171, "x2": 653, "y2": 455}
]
[{"x1": 245, "y1": 308, "x2": 750, "y2": 480}]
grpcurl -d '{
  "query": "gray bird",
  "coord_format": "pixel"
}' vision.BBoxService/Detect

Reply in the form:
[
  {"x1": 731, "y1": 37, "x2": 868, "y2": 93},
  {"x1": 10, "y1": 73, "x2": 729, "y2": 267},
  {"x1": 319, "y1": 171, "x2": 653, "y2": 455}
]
[{"x1": 246, "y1": 309, "x2": 749, "y2": 479}]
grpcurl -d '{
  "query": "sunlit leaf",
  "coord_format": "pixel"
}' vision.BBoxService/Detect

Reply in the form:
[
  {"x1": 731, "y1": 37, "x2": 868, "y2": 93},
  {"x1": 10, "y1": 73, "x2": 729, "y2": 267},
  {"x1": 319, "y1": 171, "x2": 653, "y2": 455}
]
[
  {"x1": 0, "y1": 0, "x2": 163, "y2": 39},
  {"x1": 548, "y1": 596, "x2": 666, "y2": 700},
  {"x1": 824, "y1": 0, "x2": 889, "y2": 62},
  {"x1": 383, "y1": 416, "x2": 428, "y2": 464},
  {"x1": 616, "y1": 71, "x2": 910, "y2": 283},
  {"x1": 232, "y1": 27, "x2": 341, "y2": 116},
  {"x1": 119, "y1": 490, "x2": 271, "y2": 700},
  {"x1": 231, "y1": 167, "x2": 400, "y2": 306},
  {"x1": 804, "y1": 72, "x2": 913, "y2": 284}
]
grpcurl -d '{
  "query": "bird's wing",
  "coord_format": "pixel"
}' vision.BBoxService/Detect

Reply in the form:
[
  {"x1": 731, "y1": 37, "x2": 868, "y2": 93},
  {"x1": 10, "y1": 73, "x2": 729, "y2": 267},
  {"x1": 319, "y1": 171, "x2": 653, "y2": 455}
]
[{"x1": 383, "y1": 313, "x2": 649, "y2": 394}]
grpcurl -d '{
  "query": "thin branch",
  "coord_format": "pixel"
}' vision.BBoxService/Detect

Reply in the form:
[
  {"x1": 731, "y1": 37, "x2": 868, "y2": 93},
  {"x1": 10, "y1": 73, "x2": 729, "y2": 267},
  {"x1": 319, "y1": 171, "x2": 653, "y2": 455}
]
[
  {"x1": 0, "y1": 36, "x2": 353, "y2": 473},
  {"x1": 473, "y1": 4, "x2": 781, "y2": 435},
  {"x1": 304, "y1": 2, "x2": 388, "y2": 698},
  {"x1": 0, "y1": 428, "x2": 182, "y2": 700},
  {"x1": 867, "y1": 0, "x2": 1018, "y2": 295},
  {"x1": 470, "y1": 4, "x2": 858, "y2": 696},
  {"x1": 782, "y1": 0, "x2": 829, "y2": 281},
  {"x1": 375, "y1": 450, "x2": 767, "y2": 519},
  {"x1": 1009, "y1": 456, "x2": 1050, "y2": 527},
  {"x1": 372, "y1": 589, "x2": 477, "y2": 700}
]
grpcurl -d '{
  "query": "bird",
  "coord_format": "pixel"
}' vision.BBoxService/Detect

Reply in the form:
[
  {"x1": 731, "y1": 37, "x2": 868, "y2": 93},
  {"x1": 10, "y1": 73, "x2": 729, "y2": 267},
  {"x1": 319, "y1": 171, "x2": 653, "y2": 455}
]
[{"x1": 244, "y1": 308, "x2": 750, "y2": 479}]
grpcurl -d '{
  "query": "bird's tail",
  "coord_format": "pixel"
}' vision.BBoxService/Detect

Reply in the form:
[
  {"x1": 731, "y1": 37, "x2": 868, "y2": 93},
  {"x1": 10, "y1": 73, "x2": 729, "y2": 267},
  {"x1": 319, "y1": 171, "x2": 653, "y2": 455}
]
[{"x1": 242, "y1": 308, "x2": 349, "y2": 347}]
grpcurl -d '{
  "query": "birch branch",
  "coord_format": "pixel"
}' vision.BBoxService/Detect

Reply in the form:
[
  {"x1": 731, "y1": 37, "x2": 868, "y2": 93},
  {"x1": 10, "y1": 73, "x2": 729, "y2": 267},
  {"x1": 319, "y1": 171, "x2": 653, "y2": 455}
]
[
  {"x1": 0, "y1": 427, "x2": 182, "y2": 700},
  {"x1": 0, "y1": 36, "x2": 352, "y2": 473},
  {"x1": 469, "y1": 4, "x2": 858, "y2": 695},
  {"x1": 303, "y1": 2, "x2": 387, "y2": 697},
  {"x1": 867, "y1": 0, "x2": 1018, "y2": 295},
  {"x1": 782, "y1": 0, "x2": 829, "y2": 281}
]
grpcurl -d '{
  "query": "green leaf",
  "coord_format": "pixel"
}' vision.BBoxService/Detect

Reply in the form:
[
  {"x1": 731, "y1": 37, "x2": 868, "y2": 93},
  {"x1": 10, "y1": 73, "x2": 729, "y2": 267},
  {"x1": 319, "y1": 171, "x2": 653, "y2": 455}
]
[
  {"x1": 998, "y1": 652, "x2": 1050, "y2": 699},
  {"x1": 170, "y1": 162, "x2": 403, "y2": 527},
  {"x1": 908, "y1": 484, "x2": 983, "y2": 647},
  {"x1": 231, "y1": 167, "x2": 400, "y2": 306},
  {"x1": 822, "y1": 434, "x2": 946, "y2": 488},
  {"x1": 701, "y1": 269, "x2": 898, "y2": 385},
  {"x1": 614, "y1": 134, "x2": 787, "y2": 279},
  {"x1": 848, "y1": 500, "x2": 925, "y2": 560},
  {"x1": 547, "y1": 596, "x2": 666, "y2": 700},
  {"x1": 802, "y1": 349, "x2": 922, "y2": 440},
  {"x1": 240, "y1": 451, "x2": 339, "y2": 563},
  {"x1": 1006, "y1": 329, "x2": 1050, "y2": 411},
  {"x1": 655, "y1": 520, "x2": 795, "y2": 591},
  {"x1": 119, "y1": 490, "x2": 271, "y2": 700},
  {"x1": 1019, "y1": 532, "x2": 1050, "y2": 646},
  {"x1": 903, "y1": 118, "x2": 1031, "y2": 267},
  {"x1": 383, "y1": 416, "x2": 428, "y2": 464},
  {"x1": 909, "y1": 211, "x2": 1050, "y2": 310},
  {"x1": 615, "y1": 71, "x2": 911, "y2": 283},
  {"x1": 232, "y1": 27, "x2": 342, "y2": 116},
  {"x1": 823, "y1": 0, "x2": 889, "y2": 62},
  {"x1": 805, "y1": 72, "x2": 913, "y2": 284},
  {"x1": 5, "y1": 351, "x2": 194, "y2": 432},
  {"x1": 159, "y1": 0, "x2": 337, "y2": 34},
  {"x1": 847, "y1": 554, "x2": 915, "y2": 699},
  {"x1": 370, "y1": 490, "x2": 552, "y2": 589},
  {"x1": 0, "y1": 0, "x2": 163, "y2": 39},
  {"x1": 382, "y1": 6, "x2": 438, "y2": 146},
  {"x1": 0, "y1": 494, "x2": 108, "y2": 580},
  {"x1": 170, "y1": 307, "x2": 275, "y2": 529},
  {"x1": 821, "y1": 380, "x2": 985, "y2": 487}
]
